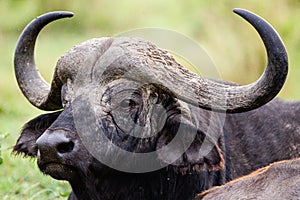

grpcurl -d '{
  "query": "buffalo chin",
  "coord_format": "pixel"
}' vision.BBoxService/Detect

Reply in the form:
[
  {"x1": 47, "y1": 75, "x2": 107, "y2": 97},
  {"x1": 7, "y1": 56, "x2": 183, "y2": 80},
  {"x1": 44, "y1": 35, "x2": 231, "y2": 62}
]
[{"x1": 39, "y1": 163, "x2": 77, "y2": 180}]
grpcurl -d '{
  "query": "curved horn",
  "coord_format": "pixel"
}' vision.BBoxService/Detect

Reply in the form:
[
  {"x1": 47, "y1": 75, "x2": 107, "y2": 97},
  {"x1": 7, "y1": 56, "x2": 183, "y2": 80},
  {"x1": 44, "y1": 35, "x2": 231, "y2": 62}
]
[
  {"x1": 14, "y1": 11, "x2": 73, "y2": 111},
  {"x1": 157, "y1": 8, "x2": 288, "y2": 113}
]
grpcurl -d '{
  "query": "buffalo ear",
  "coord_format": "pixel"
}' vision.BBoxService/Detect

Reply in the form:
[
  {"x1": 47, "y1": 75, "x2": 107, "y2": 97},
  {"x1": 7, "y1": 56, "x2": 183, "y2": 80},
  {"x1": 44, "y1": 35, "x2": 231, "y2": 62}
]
[
  {"x1": 13, "y1": 111, "x2": 61, "y2": 157},
  {"x1": 156, "y1": 113, "x2": 224, "y2": 175}
]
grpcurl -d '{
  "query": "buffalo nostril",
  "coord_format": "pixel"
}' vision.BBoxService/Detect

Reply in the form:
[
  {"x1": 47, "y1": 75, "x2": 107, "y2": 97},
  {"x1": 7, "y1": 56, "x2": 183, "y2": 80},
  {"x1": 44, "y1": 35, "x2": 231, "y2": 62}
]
[{"x1": 56, "y1": 141, "x2": 75, "y2": 154}]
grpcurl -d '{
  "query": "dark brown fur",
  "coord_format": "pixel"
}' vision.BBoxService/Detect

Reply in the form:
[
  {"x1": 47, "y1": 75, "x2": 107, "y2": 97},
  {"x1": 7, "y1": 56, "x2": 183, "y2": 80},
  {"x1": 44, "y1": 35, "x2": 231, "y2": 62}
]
[{"x1": 14, "y1": 98, "x2": 300, "y2": 200}]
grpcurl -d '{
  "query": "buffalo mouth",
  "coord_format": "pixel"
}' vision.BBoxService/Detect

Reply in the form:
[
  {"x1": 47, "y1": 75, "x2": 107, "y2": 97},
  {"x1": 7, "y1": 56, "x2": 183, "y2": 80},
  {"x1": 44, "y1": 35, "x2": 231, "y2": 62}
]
[{"x1": 38, "y1": 161, "x2": 77, "y2": 180}]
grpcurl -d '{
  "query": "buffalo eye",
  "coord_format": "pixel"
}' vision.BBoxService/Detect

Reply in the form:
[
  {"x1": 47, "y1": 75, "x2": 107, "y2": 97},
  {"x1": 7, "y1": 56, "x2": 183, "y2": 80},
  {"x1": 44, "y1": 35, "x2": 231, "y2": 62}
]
[{"x1": 120, "y1": 99, "x2": 139, "y2": 110}]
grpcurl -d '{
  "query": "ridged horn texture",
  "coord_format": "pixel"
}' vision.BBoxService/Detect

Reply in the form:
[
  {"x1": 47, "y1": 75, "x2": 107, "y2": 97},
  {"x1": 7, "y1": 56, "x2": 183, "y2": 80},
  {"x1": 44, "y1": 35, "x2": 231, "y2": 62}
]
[
  {"x1": 14, "y1": 11, "x2": 73, "y2": 111},
  {"x1": 156, "y1": 8, "x2": 288, "y2": 113}
]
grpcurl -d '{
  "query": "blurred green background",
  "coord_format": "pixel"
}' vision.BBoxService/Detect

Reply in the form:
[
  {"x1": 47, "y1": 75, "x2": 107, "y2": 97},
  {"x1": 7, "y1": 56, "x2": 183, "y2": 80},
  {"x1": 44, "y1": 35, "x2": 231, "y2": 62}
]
[{"x1": 1, "y1": 0, "x2": 300, "y2": 199}]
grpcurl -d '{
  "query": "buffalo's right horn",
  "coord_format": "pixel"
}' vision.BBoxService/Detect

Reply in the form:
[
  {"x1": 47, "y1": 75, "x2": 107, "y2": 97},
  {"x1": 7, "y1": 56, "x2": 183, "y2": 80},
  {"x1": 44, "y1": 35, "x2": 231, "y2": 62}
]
[{"x1": 14, "y1": 11, "x2": 73, "y2": 111}]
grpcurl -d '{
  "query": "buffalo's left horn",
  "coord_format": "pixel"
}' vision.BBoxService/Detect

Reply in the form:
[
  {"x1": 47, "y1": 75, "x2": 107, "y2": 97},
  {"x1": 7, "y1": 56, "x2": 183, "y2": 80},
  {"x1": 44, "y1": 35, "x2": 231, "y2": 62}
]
[
  {"x1": 14, "y1": 11, "x2": 73, "y2": 111},
  {"x1": 153, "y1": 8, "x2": 288, "y2": 113}
]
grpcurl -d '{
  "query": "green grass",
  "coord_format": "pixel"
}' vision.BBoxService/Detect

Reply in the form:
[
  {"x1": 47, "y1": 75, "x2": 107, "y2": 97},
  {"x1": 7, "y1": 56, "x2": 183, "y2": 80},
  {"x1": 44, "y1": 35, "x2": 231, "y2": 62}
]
[{"x1": 1, "y1": 0, "x2": 300, "y2": 199}]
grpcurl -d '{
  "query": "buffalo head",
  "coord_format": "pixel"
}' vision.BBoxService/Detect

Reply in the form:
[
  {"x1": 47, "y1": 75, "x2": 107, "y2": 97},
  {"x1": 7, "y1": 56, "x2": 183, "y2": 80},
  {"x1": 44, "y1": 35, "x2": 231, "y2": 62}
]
[{"x1": 13, "y1": 9, "x2": 288, "y2": 200}]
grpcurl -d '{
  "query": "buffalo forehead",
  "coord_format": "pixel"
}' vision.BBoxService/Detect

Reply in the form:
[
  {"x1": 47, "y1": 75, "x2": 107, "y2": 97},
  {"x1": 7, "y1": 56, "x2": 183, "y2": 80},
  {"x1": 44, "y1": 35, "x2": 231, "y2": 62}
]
[{"x1": 56, "y1": 37, "x2": 180, "y2": 84}]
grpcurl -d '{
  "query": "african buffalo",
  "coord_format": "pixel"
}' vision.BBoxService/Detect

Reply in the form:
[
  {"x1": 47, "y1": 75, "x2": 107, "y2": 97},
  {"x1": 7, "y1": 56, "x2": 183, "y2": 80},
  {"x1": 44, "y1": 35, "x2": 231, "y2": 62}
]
[
  {"x1": 194, "y1": 158, "x2": 300, "y2": 199},
  {"x1": 13, "y1": 9, "x2": 299, "y2": 200}
]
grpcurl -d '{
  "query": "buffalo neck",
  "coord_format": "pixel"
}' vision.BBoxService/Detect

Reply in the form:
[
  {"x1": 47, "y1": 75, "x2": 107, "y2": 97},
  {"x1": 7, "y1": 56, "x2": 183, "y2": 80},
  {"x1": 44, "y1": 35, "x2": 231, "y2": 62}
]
[{"x1": 69, "y1": 165, "x2": 225, "y2": 200}]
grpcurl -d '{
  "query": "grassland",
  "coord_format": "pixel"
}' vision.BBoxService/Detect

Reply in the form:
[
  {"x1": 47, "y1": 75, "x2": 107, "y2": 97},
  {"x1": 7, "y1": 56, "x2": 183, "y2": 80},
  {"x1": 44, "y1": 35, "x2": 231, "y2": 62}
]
[{"x1": 1, "y1": 0, "x2": 300, "y2": 199}]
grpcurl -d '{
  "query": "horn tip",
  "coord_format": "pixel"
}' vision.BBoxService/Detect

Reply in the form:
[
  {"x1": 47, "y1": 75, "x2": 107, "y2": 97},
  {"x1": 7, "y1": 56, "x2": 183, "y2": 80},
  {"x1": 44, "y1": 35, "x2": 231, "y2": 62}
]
[
  {"x1": 36, "y1": 11, "x2": 74, "y2": 21},
  {"x1": 60, "y1": 11, "x2": 74, "y2": 18},
  {"x1": 233, "y1": 8, "x2": 243, "y2": 13},
  {"x1": 50, "y1": 11, "x2": 74, "y2": 18},
  {"x1": 233, "y1": 8, "x2": 253, "y2": 17}
]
